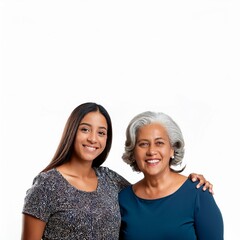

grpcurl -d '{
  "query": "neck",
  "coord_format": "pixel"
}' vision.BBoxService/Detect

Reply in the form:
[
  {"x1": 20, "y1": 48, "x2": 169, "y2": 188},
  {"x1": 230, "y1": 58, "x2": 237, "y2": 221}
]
[
  {"x1": 58, "y1": 160, "x2": 94, "y2": 179},
  {"x1": 133, "y1": 172, "x2": 186, "y2": 199}
]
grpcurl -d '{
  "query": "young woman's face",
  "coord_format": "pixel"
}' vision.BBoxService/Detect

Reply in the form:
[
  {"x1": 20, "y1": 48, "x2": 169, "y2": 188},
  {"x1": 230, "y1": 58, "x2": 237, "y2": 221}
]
[
  {"x1": 73, "y1": 111, "x2": 108, "y2": 163},
  {"x1": 133, "y1": 123, "x2": 174, "y2": 177}
]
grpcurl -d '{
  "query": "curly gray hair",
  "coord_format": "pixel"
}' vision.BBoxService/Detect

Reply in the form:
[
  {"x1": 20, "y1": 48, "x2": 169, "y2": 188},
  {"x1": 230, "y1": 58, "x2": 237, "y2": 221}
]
[{"x1": 122, "y1": 111, "x2": 185, "y2": 172}]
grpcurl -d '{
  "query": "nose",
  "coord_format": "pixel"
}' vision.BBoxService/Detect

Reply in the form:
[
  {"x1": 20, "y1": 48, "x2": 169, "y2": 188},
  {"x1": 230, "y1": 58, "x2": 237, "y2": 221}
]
[
  {"x1": 146, "y1": 146, "x2": 157, "y2": 156},
  {"x1": 87, "y1": 132, "x2": 97, "y2": 143}
]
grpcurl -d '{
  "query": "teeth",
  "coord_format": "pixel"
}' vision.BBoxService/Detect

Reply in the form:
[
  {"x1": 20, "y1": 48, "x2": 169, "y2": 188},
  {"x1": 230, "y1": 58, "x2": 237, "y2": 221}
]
[
  {"x1": 85, "y1": 146, "x2": 96, "y2": 151},
  {"x1": 147, "y1": 160, "x2": 159, "y2": 163}
]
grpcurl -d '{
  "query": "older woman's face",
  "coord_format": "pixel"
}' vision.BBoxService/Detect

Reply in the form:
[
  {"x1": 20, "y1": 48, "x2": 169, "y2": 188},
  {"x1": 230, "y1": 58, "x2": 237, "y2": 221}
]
[{"x1": 133, "y1": 123, "x2": 174, "y2": 177}]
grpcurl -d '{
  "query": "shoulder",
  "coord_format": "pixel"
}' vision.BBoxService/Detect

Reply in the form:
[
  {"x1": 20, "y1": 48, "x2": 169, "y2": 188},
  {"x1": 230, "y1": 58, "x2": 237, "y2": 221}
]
[
  {"x1": 182, "y1": 179, "x2": 214, "y2": 200},
  {"x1": 33, "y1": 168, "x2": 58, "y2": 181},
  {"x1": 95, "y1": 166, "x2": 130, "y2": 189},
  {"x1": 23, "y1": 169, "x2": 60, "y2": 221},
  {"x1": 118, "y1": 185, "x2": 133, "y2": 206},
  {"x1": 95, "y1": 166, "x2": 114, "y2": 174},
  {"x1": 31, "y1": 169, "x2": 60, "y2": 191},
  {"x1": 184, "y1": 178, "x2": 204, "y2": 190},
  {"x1": 119, "y1": 185, "x2": 132, "y2": 196},
  {"x1": 95, "y1": 166, "x2": 124, "y2": 179}
]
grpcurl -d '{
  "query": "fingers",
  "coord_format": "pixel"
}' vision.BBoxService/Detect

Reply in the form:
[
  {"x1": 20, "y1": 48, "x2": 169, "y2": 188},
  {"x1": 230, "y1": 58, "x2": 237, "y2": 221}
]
[
  {"x1": 195, "y1": 175, "x2": 214, "y2": 195},
  {"x1": 189, "y1": 173, "x2": 214, "y2": 195},
  {"x1": 202, "y1": 181, "x2": 214, "y2": 194},
  {"x1": 195, "y1": 174, "x2": 206, "y2": 188},
  {"x1": 189, "y1": 173, "x2": 198, "y2": 182},
  {"x1": 189, "y1": 173, "x2": 205, "y2": 184}
]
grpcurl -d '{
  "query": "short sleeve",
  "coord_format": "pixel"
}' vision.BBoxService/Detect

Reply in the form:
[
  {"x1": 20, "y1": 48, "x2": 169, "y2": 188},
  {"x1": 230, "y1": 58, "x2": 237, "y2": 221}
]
[{"x1": 22, "y1": 173, "x2": 54, "y2": 222}]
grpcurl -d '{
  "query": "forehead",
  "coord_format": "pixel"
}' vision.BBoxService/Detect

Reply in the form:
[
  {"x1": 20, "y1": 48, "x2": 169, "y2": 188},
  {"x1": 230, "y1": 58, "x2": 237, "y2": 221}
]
[
  {"x1": 137, "y1": 123, "x2": 168, "y2": 138},
  {"x1": 80, "y1": 111, "x2": 107, "y2": 127}
]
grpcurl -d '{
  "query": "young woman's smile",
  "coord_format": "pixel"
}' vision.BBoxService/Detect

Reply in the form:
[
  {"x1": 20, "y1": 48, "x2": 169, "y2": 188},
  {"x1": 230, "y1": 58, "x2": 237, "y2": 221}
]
[{"x1": 73, "y1": 111, "x2": 108, "y2": 162}]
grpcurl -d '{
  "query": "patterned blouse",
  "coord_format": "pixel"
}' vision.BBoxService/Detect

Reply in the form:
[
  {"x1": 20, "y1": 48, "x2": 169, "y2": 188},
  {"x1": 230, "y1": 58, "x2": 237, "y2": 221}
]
[{"x1": 22, "y1": 167, "x2": 130, "y2": 240}]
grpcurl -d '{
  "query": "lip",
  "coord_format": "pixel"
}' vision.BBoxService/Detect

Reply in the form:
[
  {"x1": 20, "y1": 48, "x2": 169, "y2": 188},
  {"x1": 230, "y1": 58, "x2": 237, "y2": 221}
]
[
  {"x1": 145, "y1": 159, "x2": 160, "y2": 164},
  {"x1": 83, "y1": 144, "x2": 99, "y2": 151}
]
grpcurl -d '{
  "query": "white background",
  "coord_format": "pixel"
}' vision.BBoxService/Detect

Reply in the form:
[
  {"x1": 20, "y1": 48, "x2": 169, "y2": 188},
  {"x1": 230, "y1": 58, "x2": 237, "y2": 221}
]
[{"x1": 1, "y1": 0, "x2": 239, "y2": 239}]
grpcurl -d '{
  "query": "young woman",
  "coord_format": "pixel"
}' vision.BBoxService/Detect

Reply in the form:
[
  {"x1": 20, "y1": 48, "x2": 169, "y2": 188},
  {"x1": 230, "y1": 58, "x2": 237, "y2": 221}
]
[{"x1": 21, "y1": 103, "x2": 213, "y2": 240}]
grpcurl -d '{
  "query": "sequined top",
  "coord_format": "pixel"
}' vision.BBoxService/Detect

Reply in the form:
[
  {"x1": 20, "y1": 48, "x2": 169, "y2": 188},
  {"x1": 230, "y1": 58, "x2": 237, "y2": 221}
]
[{"x1": 23, "y1": 167, "x2": 130, "y2": 240}]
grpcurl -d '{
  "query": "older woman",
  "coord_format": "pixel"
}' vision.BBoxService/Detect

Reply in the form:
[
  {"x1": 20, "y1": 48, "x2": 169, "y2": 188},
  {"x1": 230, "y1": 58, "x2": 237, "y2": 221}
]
[{"x1": 119, "y1": 111, "x2": 223, "y2": 240}]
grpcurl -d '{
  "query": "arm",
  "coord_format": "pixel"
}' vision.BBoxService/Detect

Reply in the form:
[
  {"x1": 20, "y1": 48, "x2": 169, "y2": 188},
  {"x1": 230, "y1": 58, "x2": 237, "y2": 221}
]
[
  {"x1": 189, "y1": 173, "x2": 214, "y2": 194},
  {"x1": 22, "y1": 173, "x2": 51, "y2": 240},
  {"x1": 21, "y1": 214, "x2": 46, "y2": 240},
  {"x1": 194, "y1": 191, "x2": 224, "y2": 239}
]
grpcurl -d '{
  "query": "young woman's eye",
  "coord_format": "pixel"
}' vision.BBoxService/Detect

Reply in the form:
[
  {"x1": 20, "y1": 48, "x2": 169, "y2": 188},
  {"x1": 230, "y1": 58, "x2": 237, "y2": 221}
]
[
  {"x1": 80, "y1": 127, "x2": 90, "y2": 133},
  {"x1": 98, "y1": 131, "x2": 107, "y2": 136}
]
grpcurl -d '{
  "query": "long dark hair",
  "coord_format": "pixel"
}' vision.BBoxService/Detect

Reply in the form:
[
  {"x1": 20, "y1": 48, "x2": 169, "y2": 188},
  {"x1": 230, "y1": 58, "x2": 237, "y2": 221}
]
[{"x1": 42, "y1": 102, "x2": 113, "y2": 172}]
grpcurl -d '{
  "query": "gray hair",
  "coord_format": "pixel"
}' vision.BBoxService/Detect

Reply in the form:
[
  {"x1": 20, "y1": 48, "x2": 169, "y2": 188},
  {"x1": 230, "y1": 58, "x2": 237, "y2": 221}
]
[{"x1": 122, "y1": 111, "x2": 185, "y2": 172}]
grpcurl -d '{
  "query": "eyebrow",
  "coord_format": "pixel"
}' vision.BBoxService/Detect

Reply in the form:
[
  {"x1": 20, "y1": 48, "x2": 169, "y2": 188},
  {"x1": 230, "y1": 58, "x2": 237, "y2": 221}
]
[
  {"x1": 79, "y1": 123, "x2": 107, "y2": 131},
  {"x1": 137, "y1": 137, "x2": 165, "y2": 142}
]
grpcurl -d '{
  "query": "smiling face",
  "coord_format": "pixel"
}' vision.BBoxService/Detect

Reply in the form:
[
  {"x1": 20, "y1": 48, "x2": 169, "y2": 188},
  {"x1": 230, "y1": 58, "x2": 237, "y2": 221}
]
[
  {"x1": 72, "y1": 111, "x2": 108, "y2": 163},
  {"x1": 133, "y1": 123, "x2": 174, "y2": 177}
]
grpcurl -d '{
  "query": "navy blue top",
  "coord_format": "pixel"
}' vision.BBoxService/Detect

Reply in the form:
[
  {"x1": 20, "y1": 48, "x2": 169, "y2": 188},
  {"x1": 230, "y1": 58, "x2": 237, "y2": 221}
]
[{"x1": 119, "y1": 179, "x2": 223, "y2": 240}]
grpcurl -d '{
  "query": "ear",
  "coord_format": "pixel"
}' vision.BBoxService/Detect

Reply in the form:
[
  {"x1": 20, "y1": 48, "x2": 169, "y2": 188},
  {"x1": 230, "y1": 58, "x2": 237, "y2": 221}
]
[{"x1": 170, "y1": 148, "x2": 174, "y2": 158}]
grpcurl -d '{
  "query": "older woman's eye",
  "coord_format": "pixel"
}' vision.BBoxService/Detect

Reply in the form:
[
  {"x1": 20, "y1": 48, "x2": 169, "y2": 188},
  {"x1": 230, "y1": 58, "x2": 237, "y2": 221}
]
[{"x1": 138, "y1": 142, "x2": 149, "y2": 147}]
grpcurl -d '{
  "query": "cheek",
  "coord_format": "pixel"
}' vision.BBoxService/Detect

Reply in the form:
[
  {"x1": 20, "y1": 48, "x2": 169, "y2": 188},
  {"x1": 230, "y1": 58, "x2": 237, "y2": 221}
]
[
  {"x1": 75, "y1": 132, "x2": 86, "y2": 141},
  {"x1": 133, "y1": 149, "x2": 145, "y2": 161},
  {"x1": 162, "y1": 148, "x2": 174, "y2": 159},
  {"x1": 100, "y1": 137, "x2": 107, "y2": 148},
  {"x1": 133, "y1": 148, "x2": 138, "y2": 159},
  {"x1": 73, "y1": 138, "x2": 82, "y2": 151},
  {"x1": 74, "y1": 134, "x2": 81, "y2": 145}
]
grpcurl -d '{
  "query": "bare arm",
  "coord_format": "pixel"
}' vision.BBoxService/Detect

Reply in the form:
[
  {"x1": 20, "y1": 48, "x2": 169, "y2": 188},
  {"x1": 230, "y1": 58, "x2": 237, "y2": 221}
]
[
  {"x1": 21, "y1": 214, "x2": 46, "y2": 240},
  {"x1": 189, "y1": 173, "x2": 214, "y2": 194}
]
